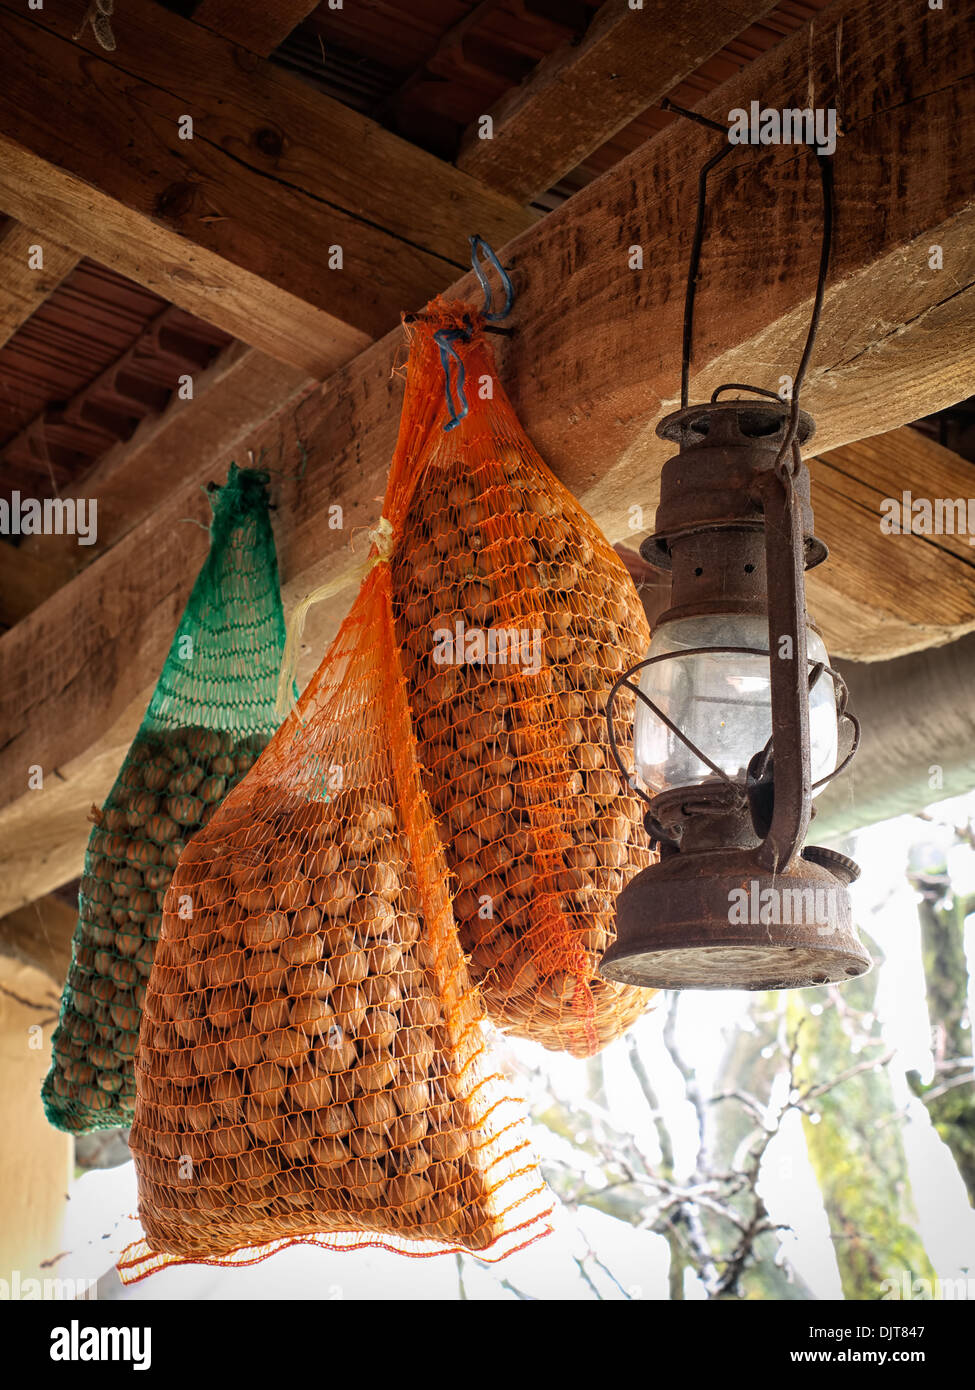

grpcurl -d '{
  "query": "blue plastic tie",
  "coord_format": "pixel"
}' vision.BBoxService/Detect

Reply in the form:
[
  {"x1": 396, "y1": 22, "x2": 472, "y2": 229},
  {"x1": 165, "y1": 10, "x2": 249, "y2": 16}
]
[
  {"x1": 434, "y1": 327, "x2": 469, "y2": 432},
  {"x1": 433, "y1": 236, "x2": 514, "y2": 432}
]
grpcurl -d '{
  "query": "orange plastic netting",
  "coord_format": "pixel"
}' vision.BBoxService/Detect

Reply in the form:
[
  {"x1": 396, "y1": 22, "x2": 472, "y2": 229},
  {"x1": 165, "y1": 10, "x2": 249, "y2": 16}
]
[
  {"x1": 120, "y1": 293, "x2": 656, "y2": 1277},
  {"x1": 388, "y1": 302, "x2": 657, "y2": 1056},
  {"x1": 121, "y1": 574, "x2": 552, "y2": 1273},
  {"x1": 119, "y1": 304, "x2": 559, "y2": 1278}
]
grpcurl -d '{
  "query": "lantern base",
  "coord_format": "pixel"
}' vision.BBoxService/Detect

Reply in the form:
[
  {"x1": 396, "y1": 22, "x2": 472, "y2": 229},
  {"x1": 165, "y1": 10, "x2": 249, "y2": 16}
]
[{"x1": 600, "y1": 846, "x2": 871, "y2": 991}]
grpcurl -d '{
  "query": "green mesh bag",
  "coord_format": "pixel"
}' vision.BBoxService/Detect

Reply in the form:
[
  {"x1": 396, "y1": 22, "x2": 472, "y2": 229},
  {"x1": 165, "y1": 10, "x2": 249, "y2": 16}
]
[{"x1": 43, "y1": 465, "x2": 287, "y2": 1133}]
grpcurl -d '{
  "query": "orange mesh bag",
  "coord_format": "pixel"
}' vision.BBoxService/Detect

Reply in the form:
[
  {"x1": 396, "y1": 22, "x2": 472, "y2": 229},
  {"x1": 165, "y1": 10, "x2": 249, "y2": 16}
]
[
  {"x1": 120, "y1": 363, "x2": 553, "y2": 1277},
  {"x1": 388, "y1": 294, "x2": 657, "y2": 1057}
]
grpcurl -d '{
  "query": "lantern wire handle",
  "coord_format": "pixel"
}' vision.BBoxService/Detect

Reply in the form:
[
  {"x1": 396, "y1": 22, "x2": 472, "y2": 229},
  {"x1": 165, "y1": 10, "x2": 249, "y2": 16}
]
[
  {"x1": 773, "y1": 153, "x2": 833, "y2": 477},
  {"x1": 619, "y1": 106, "x2": 846, "y2": 839},
  {"x1": 665, "y1": 97, "x2": 834, "y2": 463},
  {"x1": 678, "y1": 137, "x2": 735, "y2": 410}
]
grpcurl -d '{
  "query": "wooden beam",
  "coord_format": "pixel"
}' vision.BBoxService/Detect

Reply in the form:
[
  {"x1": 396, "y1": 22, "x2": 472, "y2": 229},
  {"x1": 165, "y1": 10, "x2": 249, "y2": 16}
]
[
  {"x1": 0, "y1": 0, "x2": 534, "y2": 376},
  {"x1": 1, "y1": 0, "x2": 974, "y2": 917},
  {"x1": 0, "y1": 542, "x2": 76, "y2": 635},
  {"x1": 0, "y1": 894, "x2": 76, "y2": 986},
  {"x1": 192, "y1": 0, "x2": 320, "y2": 57},
  {"x1": 813, "y1": 630, "x2": 975, "y2": 843},
  {"x1": 0, "y1": 220, "x2": 79, "y2": 348},
  {"x1": 456, "y1": 0, "x2": 781, "y2": 202},
  {"x1": 808, "y1": 429, "x2": 975, "y2": 660},
  {"x1": 0, "y1": 342, "x2": 312, "y2": 626}
]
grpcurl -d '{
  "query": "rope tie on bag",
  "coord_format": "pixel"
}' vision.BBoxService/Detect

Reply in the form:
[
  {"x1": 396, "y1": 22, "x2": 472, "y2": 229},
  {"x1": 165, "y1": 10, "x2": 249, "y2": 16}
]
[
  {"x1": 432, "y1": 235, "x2": 514, "y2": 432},
  {"x1": 275, "y1": 515, "x2": 395, "y2": 715},
  {"x1": 276, "y1": 235, "x2": 514, "y2": 705},
  {"x1": 434, "y1": 328, "x2": 470, "y2": 431}
]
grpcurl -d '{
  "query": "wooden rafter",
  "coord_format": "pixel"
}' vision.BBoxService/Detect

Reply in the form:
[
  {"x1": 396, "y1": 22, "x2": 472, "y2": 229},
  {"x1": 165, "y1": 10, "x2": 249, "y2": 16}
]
[
  {"x1": 456, "y1": 0, "x2": 782, "y2": 201},
  {"x1": 192, "y1": 0, "x2": 321, "y2": 57},
  {"x1": 0, "y1": 894, "x2": 75, "y2": 986},
  {"x1": 809, "y1": 429, "x2": 975, "y2": 659},
  {"x1": 0, "y1": 342, "x2": 312, "y2": 627},
  {"x1": 0, "y1": 220, "x2": 79, "y2": 350},
  {"x1": 0, "y1": 0, "x2": 534, "y2": 376},
  {"x1": 380, "y1": 0, "x2": 518, "y2": 134}
]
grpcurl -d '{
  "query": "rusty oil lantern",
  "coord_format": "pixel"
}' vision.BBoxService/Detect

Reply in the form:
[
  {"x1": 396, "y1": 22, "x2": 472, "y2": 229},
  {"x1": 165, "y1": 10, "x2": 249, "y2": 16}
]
[{"x1": 600, "y1": 110, "x2": 872, "y2": 992}]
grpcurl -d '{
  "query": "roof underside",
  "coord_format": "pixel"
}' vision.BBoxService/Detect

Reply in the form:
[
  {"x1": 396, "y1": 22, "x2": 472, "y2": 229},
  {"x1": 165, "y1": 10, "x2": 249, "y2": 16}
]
[{"x1": 0, "y1": 0, "x2": 834, "y2": 505}]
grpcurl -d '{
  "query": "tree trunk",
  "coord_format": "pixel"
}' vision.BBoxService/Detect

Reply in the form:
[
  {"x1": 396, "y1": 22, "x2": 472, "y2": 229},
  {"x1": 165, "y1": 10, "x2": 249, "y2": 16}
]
[
  {"x1": 789, "y1": 954, "x2": 936, "y2": 1300},
  {"x1": 909, "y1": 857, "x2": 975, "y2": 1206},
  {"x1": 813, "y1": 632, "x2": 975, "y2": 841}
]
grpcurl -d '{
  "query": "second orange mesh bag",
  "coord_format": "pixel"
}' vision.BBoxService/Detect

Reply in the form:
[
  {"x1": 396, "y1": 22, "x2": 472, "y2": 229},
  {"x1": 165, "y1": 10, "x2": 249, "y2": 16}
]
[
  {"x1": 389, "y1": 298, "x2": 656, "y2": 1057},
  {"x1": 120, "y1": 385, "x2": 554, "y2": 1277}
]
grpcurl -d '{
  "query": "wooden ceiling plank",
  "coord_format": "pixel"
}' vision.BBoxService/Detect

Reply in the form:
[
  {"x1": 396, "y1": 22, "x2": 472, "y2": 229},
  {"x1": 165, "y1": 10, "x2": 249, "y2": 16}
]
[
  {"x1": 2, "y1": 304, "x2": 200, "y2": 481},
  {"x1": 0, "y1": 894, "x2": 76, "y2": 986},
  {"x1": 456, "y1": 0, "x2": 783, "y2": 201},
  {"x1": 817, "y1": 427, "x2": 975, "y2": 570},
  {"x1": 192, "y1": 0, "x2": 322, "y2": 58},
  {"x1": 0, "y1": 220, "x2": 79, "y2": 349},
  {"x1": 808, "y1": 428, "x2": 975, "y2": 660},
  {"x1": 2, "y1": 0, "x2": 974, "y2": 913},
  {"x1": 0, "y1": 342, "x2": 312, "y2": 626},
  {"x1": 0, "y1": 0, "x2": 534, "y2": 376}
]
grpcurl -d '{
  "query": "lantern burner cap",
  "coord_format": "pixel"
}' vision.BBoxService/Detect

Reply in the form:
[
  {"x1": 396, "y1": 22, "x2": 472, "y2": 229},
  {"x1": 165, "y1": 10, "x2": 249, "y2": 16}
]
[
  {"x1": 640, "y1": 398, "x2": 826, "y2": 572},
  {"x1": 656, "y1": 399, "x2": 816, "y2": 451}
]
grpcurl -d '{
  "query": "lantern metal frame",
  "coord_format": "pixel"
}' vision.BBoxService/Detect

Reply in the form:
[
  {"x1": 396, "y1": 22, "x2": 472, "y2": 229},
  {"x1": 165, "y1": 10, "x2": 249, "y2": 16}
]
[{"x1": 606, "y1": 645, "x2": 860, "y2": 845}]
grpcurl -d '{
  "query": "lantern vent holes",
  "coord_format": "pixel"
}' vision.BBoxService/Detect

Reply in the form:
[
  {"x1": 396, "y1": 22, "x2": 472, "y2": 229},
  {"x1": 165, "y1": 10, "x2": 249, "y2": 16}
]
[
  {"x1": 694, "y1": 566, "x2": 703, "y2": 576},
  {"x1": 744, "y1": 563, "x2": 755, "y2": 573},
  {"x1": 736, "y1": 408, "x2": 785, "y2": 439},
  {"x1": 656, "y1": 400, "x2": 816, "y2": 452}
]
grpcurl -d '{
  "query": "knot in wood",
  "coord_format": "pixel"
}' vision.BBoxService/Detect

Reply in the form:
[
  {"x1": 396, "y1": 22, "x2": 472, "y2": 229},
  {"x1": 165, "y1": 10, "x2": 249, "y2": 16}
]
[
  {"x1": 154, "y1": 182, "x2": 197, "y2": 221},
  {"x1": 253, "y1": 128, "x2": 285, "y2": 160}
]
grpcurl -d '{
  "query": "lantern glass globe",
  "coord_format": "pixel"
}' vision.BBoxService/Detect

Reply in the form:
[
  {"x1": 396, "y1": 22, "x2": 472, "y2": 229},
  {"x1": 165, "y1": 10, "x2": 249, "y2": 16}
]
[{"x1": 632, "y1": 613, "x2": 838, "y2": 796}]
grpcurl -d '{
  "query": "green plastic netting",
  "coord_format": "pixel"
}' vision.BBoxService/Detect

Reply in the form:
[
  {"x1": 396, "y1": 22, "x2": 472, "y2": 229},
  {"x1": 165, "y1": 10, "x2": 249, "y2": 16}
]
[{"x1": 43, "y1": 465, "x2": 287, "y2": 1133}]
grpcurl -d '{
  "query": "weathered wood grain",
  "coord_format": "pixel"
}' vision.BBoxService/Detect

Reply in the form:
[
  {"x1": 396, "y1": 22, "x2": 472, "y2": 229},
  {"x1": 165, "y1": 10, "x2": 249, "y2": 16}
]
[
  {"x1": 457, "y1": 0, "x2": 781, "y2": 201},
  {"x1": 0, "y1": 220, "x2": 79, "y2": 348},
  {"x1": 0, "y1": 0, "x2": 533, "y2": 372},
  {"x1": 192, "y1": 0, "x2": 320, "y2": 57}
]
